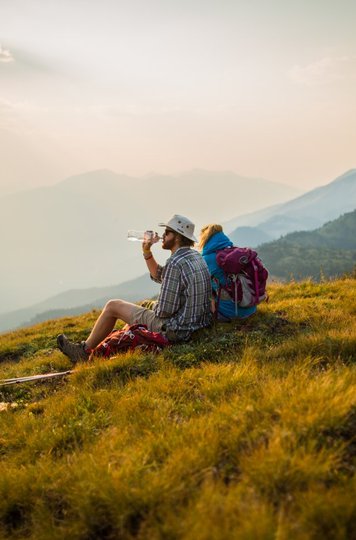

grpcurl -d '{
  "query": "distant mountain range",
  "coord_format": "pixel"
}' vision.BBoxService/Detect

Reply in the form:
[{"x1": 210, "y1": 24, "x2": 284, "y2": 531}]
[
  {"x1": 0, "y1": 169, "x2": 300, "y2": 313},
  {"x1": 258, "y1": 210, "x2": 356, "y2": 281},
  {"x1": 226, "y1": 169, "x2": 356, "y2": 247}
]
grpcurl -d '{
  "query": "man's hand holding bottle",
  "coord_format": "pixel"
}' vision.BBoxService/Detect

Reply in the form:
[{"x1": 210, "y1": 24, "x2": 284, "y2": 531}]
[{"x1": 142, "y1": 231, "x2": 160, "y2": 260}]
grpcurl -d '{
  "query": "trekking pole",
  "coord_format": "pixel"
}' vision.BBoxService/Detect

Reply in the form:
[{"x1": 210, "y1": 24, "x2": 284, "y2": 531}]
[{"x1": 0, "y1": 370, "x2": 74, "y2": 387}]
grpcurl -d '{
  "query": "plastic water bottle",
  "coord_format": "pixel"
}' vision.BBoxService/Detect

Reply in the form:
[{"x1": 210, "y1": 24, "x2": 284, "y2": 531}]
[{"x1": 127, "y1": 230, "x2": 156, "y2": 242}]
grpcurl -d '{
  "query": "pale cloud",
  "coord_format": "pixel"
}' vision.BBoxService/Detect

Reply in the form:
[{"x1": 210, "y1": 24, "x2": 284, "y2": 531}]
[
  {"x1": 0, "y1": 44, "x2": 14, "y2": 63},
  {"x1": 288, "y1": 56, "x2": 356, "y2": 86}
]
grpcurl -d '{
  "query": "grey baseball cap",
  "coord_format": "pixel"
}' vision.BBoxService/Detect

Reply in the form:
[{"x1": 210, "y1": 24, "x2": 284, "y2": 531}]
[{"x1": 158, "y1": 214, "x2": 197, "y2": 242}]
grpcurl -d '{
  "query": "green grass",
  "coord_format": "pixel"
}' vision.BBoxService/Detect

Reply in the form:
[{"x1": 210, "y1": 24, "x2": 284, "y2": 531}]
[{"x1": 0, "y1": 278, "x2": 355, "y2": 539}]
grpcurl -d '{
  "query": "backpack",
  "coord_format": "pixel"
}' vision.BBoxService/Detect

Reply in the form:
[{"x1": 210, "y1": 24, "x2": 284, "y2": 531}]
[
  {"x1": 93, "y1": 324, "x2": 170, "y2": 358},
  {"x1": 215, "y1": 246, "x2": 268, "y2": 312}
]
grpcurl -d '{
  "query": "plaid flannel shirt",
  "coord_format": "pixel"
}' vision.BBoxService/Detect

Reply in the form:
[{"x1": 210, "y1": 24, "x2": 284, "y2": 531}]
[{"x1": 151, "y1": 247, "x2": 212, "y2": 341}]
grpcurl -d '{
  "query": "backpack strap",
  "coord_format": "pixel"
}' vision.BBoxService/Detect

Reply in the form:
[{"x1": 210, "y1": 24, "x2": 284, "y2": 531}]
[
  {"x1": 252, "y1": 260, "x2": 259, "y2": 305},
  {"x1": 213, "y1": 280, "x2": 236, "y2": 321},
  {"x1": 212, "y1": 287, "x2": 232, "y2": 323},
  {"x1": 214, "y1": 283, "x2": 222, "y2": 320},
  {"x1": 231, "y1": 274, "x2": 238, "y2": 314}
]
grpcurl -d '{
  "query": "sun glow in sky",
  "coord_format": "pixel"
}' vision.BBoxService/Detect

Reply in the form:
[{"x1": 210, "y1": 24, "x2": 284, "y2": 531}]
[{"x1": 1, "y1": 0, "x2": 355, "y2": 193}]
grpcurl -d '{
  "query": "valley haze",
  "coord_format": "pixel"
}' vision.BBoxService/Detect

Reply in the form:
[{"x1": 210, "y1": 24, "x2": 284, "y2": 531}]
[{"x1": 0, "y1": 169, "x2": 301, "y2": 314}]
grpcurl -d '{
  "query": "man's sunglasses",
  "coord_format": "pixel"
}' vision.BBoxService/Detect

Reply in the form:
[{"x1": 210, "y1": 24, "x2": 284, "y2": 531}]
[{"x1": 164, "y1": 229, "x2": 175, "y2": 235}]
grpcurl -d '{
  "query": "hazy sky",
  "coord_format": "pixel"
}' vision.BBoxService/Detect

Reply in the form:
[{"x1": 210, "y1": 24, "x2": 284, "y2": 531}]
[{"x1": 1, "y1": 0, "x2": 355, "y2": 193}]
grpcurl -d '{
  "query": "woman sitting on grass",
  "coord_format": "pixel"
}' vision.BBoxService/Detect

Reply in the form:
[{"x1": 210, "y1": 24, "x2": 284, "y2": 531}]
[{"x1": 199, "y1": 224, "x2": 257, "y2": 321}]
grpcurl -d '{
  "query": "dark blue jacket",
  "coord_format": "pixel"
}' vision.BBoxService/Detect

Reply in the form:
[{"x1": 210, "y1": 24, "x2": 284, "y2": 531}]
[{"x1": 202, "y1": 231, "x2": 257, "y2": 319}]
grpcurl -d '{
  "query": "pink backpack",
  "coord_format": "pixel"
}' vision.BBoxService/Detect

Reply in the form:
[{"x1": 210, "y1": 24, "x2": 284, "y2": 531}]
[
  {"x1": 93, "y1": 324, "x2": 170, "y2": 358},
  {"x1": 215, "y1": 247, "x2": 268, "y2": 312}
]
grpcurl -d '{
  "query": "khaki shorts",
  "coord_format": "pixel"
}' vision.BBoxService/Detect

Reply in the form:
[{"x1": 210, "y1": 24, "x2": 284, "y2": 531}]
[{"x1": 128, "y1": 305, "x2": 166, "y2": 333}]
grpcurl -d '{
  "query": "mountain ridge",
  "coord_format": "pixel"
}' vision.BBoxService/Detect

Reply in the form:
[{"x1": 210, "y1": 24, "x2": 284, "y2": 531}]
[
  {"x1": 225, "y1": 169, "x2": 356, "y2": 243},
  {"x1": 258, "y1": 209, "x2": 356, "y2": 280}
]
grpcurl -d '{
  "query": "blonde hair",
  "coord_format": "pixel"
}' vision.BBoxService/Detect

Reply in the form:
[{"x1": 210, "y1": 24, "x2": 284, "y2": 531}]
[{"x1": 198, "y1": 224, "x2": 223, "y2": 251}]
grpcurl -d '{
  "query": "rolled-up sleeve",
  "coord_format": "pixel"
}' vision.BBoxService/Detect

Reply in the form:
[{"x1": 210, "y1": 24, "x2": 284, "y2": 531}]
[
  {"x1": 154, "y1": 264, "x2": 181, "y2": 317},
  {"x1": 150, "y1": 264, "x2": 164, "y2": 284}
]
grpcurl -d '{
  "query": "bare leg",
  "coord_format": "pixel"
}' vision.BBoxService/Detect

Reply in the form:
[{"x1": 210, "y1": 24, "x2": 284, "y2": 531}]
[{"x1": 85, "y1": 299, "x2": 136, "y2": 349}]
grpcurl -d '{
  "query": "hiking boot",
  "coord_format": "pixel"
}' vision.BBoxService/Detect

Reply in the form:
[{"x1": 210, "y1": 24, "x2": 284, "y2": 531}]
[{"x1": 57, "y1": 334, "x2": 89, "y2": 363}]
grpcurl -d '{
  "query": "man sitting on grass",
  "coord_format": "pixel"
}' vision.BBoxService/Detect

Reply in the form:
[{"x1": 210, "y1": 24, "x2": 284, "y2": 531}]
[{"x1": 57, "y1": 214, "x2": 212, "y2": 362}]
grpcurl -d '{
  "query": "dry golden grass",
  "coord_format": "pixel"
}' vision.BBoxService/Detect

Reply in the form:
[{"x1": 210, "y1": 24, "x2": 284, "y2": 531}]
[{"x1": 0, "y1": 278, "x2": 355, "y2": 539}]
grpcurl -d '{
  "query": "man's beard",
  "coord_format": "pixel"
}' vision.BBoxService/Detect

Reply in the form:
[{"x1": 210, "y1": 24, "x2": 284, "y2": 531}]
[{"x1": 162, "y1": 236, "x2": 176, "y2": 250}]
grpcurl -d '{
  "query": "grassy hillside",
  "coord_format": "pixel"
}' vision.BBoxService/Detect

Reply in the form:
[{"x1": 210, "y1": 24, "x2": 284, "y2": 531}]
[
  {"x1": 258, "y1": 210, "x2": 356, "y2": 280},
  {"x1": 0, "y1": 278, "x2": 355, "y2": 539}
]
